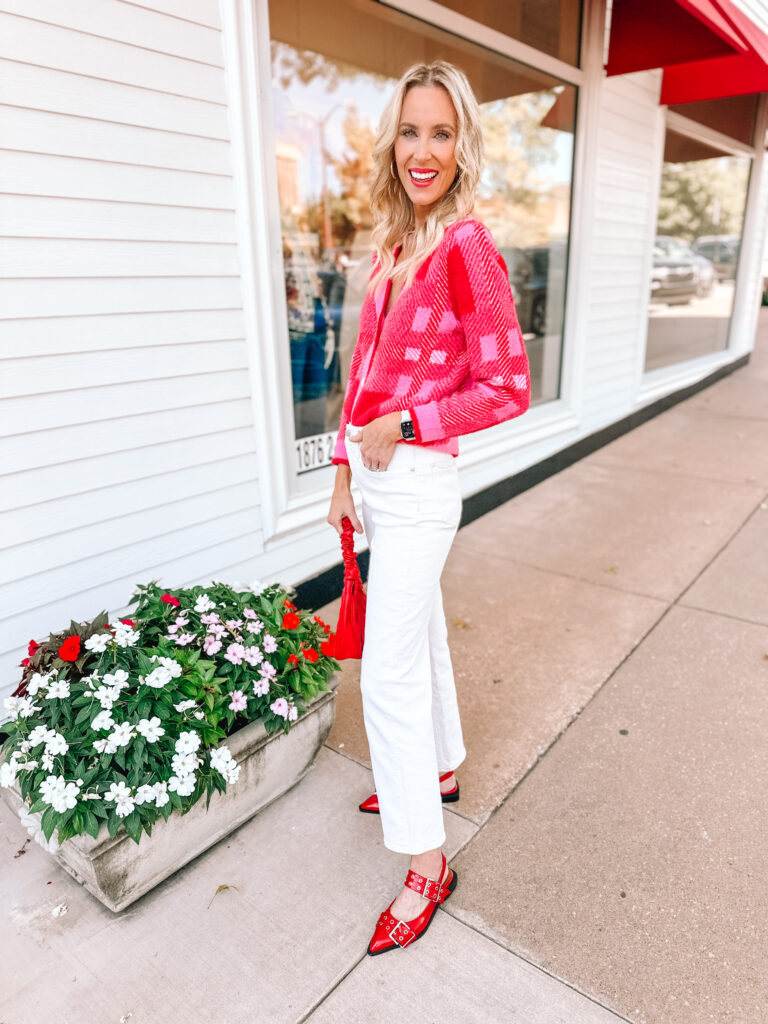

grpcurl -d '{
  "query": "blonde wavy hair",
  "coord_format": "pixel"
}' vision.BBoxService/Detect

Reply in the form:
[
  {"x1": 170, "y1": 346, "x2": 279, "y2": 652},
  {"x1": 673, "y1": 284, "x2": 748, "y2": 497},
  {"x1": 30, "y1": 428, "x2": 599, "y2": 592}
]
[{"x1": 368, "y1": 60, "x2": 484, "y2": 294}]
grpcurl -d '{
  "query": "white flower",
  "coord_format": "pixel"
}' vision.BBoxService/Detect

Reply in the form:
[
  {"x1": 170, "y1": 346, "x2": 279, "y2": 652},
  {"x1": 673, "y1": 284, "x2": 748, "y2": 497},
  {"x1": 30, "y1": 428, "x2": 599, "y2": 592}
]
[
  {"x1": 104, "y1": 780, "x2": 135, "y2": 818},
  {"x1": 149, "y1": 655, "x2": 182, "y2": 679},
  {"x1": 28, "y1": 725, "x2": 55, "y2": 747},
  {"x1": 0, "y1": 761, "x2": 18, "y2": 788},
  {"x1": 39, "y1": 774, "x2": 67, "y2": 805},
  {"x1": 194, "y1": 594, "x2": 216, "y2": 613},
  {"x1": 154, "y1": 781, "x2": 169, "y2": 808},
  {"x1": 173, "y1": 699, "x2": 197, "y2": 712},
  {"x1": 168, "y1": 774, "x2": 195, "y2": 797},
  {"x1": 3, "y1": 697, "x2": 21, "y2": 721},
  {"x1": 85, "y1": 633, "x2": 111, "y2": 653},
  {"x1": 94, "y1": 685, "x2": 116, "y2": 710},
  {"x1": 175, "y1": 730, "x2": 201, "y2": 755},
  {"x1": 90, "y1": 709, "x2": 115, "y2": 732},
  {"x1": 263, "y1": 634, "x2": 278, "y2": 653},
  {"x1": 17, "y1": 805, "x2": 59, "y2": 853},
  {"x1": 287, "y1": 703, "x2": 298, "y2": 722},
  {"x1": 134, "y1": 784, "x2": 157, "y2": 805},
  {"x1": 45, "y1": 678, "x2": 71, "y2": 700},
  {"x1": 18, "y1": 697, "x2": 40, "y2": 719},
  {"x1": 141, "y1": 665, "x2": 173, "y2": 689},
  {"x1": 136, "y1": 716, "x2": 165, "y2": 742},
  {"x1": 210, "y1": 745, "x2": 235, "y2": 772},
  {"x1": 50, "y1": 782, "x2": 79, "y2": 813},
  {"x1": 171, "y1": 751, "x2": 199, "y2": 777},
  {"x1": 26, "y1": 671, "x2": 52, "y2": 696},
  {"x1": 225, "y1": 763, "x2": 241, "y2": 784},
  {"x1": 252, "y1": 677, "x2": 270, "y2": 697},
  {"x1": 92, "y1": 738, "x2": 109, "y2": 754},
  {"x1": 193, "y1": 710, "x2": 206, "y2": 720},
  {"x1": 41, "y1": 751, "x2": 54, "y2": 771},
  {"x1": 106, "y1": 721, "x2": 134, "y2": 752},
  {"x1": 103, "y1": 669, "x2": 130, "y2": 691},
  {"x1": 45, "y1": 731, "x2": 69, "y2": 756},
  {"x1": 109, "y1": 621, "x2": 140, "y2": 648}
]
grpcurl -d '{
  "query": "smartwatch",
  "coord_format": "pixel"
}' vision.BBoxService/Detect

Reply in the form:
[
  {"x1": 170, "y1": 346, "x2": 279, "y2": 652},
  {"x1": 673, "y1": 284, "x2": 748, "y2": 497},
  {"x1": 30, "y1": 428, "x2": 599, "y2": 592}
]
[{"x1": 400, "y1": 409, "x2": 416, "y2": 441}]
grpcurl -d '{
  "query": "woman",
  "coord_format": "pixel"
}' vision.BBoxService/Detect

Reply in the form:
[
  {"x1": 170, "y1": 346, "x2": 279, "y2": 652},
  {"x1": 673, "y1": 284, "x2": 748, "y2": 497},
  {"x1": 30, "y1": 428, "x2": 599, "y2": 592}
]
[{"x1": 326, "y1": 60, "x2": 531, "y2": 956}]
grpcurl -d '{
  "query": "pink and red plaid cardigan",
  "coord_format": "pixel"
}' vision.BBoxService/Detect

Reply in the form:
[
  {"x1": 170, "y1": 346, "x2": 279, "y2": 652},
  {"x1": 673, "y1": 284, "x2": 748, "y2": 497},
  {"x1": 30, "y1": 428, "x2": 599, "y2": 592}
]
[{"x1": 331, "y1": 215, "x2": 531, "y2": 465}]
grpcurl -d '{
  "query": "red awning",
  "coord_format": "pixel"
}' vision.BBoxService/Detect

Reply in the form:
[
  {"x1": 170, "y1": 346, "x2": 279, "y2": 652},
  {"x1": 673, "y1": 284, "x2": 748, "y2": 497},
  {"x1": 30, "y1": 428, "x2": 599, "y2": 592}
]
[{"x1": 605, "y1": 0, "x2": 768, "y2": 104}]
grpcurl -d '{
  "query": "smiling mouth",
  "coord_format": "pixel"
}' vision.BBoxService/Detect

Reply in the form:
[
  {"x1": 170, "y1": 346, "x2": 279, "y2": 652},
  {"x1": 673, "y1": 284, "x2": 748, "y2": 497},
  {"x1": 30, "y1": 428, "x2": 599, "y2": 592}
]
[{"x1": 408, "y1": 169, "x2": 438, "y2": 184}]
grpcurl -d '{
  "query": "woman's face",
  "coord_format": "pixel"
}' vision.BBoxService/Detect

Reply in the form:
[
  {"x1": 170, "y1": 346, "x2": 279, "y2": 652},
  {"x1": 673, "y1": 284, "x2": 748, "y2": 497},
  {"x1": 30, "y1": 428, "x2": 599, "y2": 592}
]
[{"x1": 394, "y1": 84, "x2": 458, "y2": 227}]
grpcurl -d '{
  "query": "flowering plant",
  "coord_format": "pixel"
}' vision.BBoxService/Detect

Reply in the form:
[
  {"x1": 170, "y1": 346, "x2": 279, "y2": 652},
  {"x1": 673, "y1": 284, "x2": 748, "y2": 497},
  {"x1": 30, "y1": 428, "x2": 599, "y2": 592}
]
[{"x1": 0, "y1": 580, "x2": 338, "y2": 848}]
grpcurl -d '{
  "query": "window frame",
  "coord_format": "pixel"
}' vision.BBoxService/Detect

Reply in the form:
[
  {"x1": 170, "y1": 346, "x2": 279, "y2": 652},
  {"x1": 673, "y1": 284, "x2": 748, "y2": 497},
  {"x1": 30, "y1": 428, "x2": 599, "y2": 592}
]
[{"x1": 223, "y1": 0, "x2": 601, "y2": 543}]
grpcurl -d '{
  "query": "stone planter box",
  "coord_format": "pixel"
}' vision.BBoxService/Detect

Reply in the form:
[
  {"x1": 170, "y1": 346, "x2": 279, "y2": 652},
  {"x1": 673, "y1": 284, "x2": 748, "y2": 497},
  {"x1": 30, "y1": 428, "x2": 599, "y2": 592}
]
[{"x1": 1, "y1": 680, "x2": 338, "y2": 912}]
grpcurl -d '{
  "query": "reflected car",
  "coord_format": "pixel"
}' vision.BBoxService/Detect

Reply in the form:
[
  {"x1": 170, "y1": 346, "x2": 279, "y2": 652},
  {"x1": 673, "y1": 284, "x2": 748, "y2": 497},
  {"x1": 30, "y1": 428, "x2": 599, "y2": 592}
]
[
  {"x1": 691, "y1": 235, "x2": 740, "y2": 280},
  {"x1": 499, "y1": 244, "x2": 566, "y2": 337},
  {"x1": 651, "y1": 238, "x2": 698, "y2": 304},
  {"x1": 655, "y1": 235, "x2": 714, "y2": 298}
]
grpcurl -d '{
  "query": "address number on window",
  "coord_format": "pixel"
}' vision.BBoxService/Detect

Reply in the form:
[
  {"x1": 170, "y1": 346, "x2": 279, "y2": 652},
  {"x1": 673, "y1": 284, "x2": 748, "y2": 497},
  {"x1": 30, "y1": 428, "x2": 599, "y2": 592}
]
[{"x1": 296, "y1": 432, "x2": 336, "y2": 474}]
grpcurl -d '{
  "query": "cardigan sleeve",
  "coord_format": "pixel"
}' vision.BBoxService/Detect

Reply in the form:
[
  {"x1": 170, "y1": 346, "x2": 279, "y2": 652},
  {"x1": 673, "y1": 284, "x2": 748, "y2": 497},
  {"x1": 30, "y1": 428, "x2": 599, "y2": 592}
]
[{"x1": 409, "y1": 220, "x2": 531, "y2": 444}]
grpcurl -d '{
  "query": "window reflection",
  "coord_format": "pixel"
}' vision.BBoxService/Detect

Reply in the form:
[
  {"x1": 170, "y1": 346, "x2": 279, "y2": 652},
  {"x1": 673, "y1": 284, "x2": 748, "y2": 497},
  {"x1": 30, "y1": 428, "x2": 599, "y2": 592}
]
[
  {"x1": 645, "y1": 130, "x2": 750, "y2": 372},
  {"x1": 269, "y1": 0, "x2": 577, "y2": 468}
]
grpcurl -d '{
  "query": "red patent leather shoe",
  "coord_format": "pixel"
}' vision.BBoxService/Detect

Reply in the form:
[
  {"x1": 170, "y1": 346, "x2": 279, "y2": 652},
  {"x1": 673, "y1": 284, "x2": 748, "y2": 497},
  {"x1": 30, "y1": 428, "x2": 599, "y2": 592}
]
[
  {"x1": 367, "y1": 851, "x2": 457, "y2": 956},
  {"x1": 359, "y1": 771, "x2": 459, "y2": 814}
]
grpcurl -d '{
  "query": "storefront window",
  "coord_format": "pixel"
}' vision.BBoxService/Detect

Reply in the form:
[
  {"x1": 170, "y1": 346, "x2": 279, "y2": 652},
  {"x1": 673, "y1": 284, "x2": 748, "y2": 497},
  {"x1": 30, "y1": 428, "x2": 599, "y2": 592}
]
[
  {"x1": 269, "y1": 0, "x2": 577, "y2": 472},
  {"x1": 644, "y1": 128, "x2": 751, "y2": 373},
  {"x1": 431, "y1": 0, "x2": 583, "y2": 67}
]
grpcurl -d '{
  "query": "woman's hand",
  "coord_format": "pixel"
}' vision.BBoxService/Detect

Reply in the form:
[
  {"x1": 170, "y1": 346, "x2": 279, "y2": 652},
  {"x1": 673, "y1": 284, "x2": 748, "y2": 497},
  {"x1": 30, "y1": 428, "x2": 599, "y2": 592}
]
[
  {"x1": 347, "y1": 411, "x2": 402, "y2": 471},
  {"x1": 327, "y1": 464, "x2": 363, "y2": 535}
]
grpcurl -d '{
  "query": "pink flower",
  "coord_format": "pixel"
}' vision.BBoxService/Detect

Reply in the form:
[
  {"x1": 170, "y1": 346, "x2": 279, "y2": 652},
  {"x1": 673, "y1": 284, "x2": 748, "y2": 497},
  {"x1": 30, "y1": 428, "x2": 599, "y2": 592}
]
[
  {"x1": 174, "y1": 632, "x2": 196, "y2": 646},
  {"x1": 225, "y1": 643, "x2": 246, "y2": 665},
  {"x1": 175, "y1": 615, "x2": 189, "y2": 627},
  {"x1": 259, "y1": 662, "x2": 277, "y2": 680},
  {"x1": 270, "y1": 697, "x2": 289, "y2": 719},
  {"x1": 243, "y1": 645, "x2": 263, "y2": 667},
  {"x1": 263, "y1": 634, "x2": 278, "y2": 653},
  {"x1": 287, "y1": 703, "x2": 298, "y2": 722},
  {"x1": 253, "y1": 677, "x2": 270, "y2": 697},
  {"x1": 228, "y1": 690, "x2": 248, "y2": 712},
  {"x1": 203, "y1": 636, "x2": 222, "y2": 655},
  {"x1": 243, "y1": 608, "x2": 258, "y2": 620},
  {"x1": 225, "y1": 619, "x2": 243, "y2": 631},
  {"x1": 167, "y1": 623, "x2": 179, "y2": 634},
  {"x1": 209, "y1": 623, "x2": 226, "y2": 639},
  {"x1": 201, "y1": 613, "x2": 220, "y2": 625}
]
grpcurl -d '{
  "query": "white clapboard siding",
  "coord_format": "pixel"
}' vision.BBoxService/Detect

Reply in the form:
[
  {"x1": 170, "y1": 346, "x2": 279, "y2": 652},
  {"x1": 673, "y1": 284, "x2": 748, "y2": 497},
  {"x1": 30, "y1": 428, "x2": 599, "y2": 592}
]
[
  {"x1": 0, "y1": 0, "x2": 266, "y2": 701},
  {"x1": 1, "y1": 153, "x2": 235, "y2": 208},
  {"x1": 0, "y1": 108, "x2": 233, "y2": 175},
  {"x1": 2, "y1": 454, "x2": 258, "y2": 548},
  {"x1": 1, "y1": 397, "x2": 255, "y2": 475},
  {"x1": 2, "y1": 309, "x2": 245, "y2": 357},
  {"x1": 581, "y1": 70, "x2": 663, "y2": 432},
  {"x1": 0, "y1": 61, "x2": 229, "y2": 137},
  {"x1": 0, "y1": 197, "x2": 237, "y2": 244},
  {"x1": 0, "y1": 371, "x2": 252, "y2": 434},
  {"x1": 0, "y1": 278, "x2": 243, "y2": 319},
  {"x1": 1, "y1": 0, "x2": 223, "y2": 63},
  {"x1": 1, "y1": 12, "x2": 226, "y2": 100}
]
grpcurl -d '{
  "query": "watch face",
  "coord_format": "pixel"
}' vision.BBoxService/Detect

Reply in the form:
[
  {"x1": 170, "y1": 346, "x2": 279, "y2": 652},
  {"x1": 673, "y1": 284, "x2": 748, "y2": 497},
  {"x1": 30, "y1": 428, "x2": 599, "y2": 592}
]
[{"x1": 401, "y1": 419, "x2": 416, "y2": 441}]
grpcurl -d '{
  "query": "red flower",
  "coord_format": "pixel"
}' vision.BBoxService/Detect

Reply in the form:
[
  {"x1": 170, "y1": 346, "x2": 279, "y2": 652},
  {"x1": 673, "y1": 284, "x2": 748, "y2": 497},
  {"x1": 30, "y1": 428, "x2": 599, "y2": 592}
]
[
  {"x1": 323, "y1": 624, "x2": 332, "y2": 634},
  {"x1": 287, "y1": 654, "x2": 300, "y2": 667},
  {"x1": 282, "y1": 612, "x2": 301, "y2": 629},
  {"x1": 58, "y1": 635, "x2": 81, "y2": 662},
  {"x1": 284, "y1": 599, "x2": 297, "y2": 611},
  {"x1": 321, "y1": 634, "x2": 335, "y2": 657},
  {"x1": 28, "y1": 639, "x2": 40, "y2": 657},
  {"x1": 161, "y1": 593, "x2": 181, "y2": 607},
  {"x1": 302, "y1": 647, "x2": 319, "y2": 663},
  {"x1": 20, "y1": 657, "x2": 30, "y2": 667},
  {"x1": 119, "y1": 618, "x2": 135, "y2": 627}
]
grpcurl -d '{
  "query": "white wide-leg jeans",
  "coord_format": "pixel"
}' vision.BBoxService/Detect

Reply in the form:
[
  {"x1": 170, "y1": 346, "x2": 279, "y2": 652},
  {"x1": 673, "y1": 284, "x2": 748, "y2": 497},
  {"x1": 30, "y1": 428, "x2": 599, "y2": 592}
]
[{"x1": 345, "y1": 424, "x2": 467, "y2": 854}]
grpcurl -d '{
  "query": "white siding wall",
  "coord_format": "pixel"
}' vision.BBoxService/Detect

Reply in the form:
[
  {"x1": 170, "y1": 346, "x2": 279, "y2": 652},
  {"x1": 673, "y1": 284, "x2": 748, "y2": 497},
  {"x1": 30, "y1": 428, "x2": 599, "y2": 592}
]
[
  {"x1": 581, "y1": 69, "x2": 664, "y2": 434},
  {"x1": 0, "y1": 0, "x2": 265, "y2": 696}
]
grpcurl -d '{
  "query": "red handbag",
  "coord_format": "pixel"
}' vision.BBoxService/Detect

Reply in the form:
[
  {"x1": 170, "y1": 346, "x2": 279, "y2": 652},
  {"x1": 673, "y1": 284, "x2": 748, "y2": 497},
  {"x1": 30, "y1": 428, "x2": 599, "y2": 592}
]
[{"x1": 334, "y1": 516, "x2": 367, "y2": 659}]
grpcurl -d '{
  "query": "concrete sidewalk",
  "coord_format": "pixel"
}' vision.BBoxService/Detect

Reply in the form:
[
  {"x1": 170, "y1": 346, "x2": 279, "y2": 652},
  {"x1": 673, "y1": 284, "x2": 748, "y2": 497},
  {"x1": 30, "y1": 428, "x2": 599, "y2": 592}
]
[{"x1": 2, "y1": 309, "x2": 767, "y2": 1024}]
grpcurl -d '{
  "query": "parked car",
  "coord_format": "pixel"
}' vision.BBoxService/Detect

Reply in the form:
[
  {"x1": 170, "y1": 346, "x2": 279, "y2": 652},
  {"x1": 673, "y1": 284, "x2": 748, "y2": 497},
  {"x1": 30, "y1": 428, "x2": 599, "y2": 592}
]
[
  {"x1": 691, "y1": 235, "x2": 740, "y2": 280},
  {"x1": 499, "y1": 243, "x2": 566, "y2": 336},
  {"x1": 650, "y1": 238, "x2": 698, "y2": 304},
  {"x1": 655, "y1": 235, "x2": 715, "y2": 297}
]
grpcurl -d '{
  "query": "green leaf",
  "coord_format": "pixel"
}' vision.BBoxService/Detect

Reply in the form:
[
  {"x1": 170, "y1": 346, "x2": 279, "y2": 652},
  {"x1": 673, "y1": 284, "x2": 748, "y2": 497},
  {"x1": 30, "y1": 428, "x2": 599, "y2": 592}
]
[
  {"x1": 41, "y1": 805, "x2": 58, "y2": 842},
  {"x1": 107, "y1": 813, "x2": 122, "y2": 838},
  {"x1": 84, "y1": 809, "x2": 101, "y2": 839}
]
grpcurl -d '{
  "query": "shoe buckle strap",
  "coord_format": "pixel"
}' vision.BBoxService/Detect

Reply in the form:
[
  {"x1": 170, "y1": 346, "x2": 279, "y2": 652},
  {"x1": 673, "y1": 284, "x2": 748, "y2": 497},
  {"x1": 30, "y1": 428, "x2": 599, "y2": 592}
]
[
  {"x1": 405, "y1": 869, "x2": 447, "y2": 903},
  {"x1": 388, "y1": 918, "x2": 417, "y2": 948}
]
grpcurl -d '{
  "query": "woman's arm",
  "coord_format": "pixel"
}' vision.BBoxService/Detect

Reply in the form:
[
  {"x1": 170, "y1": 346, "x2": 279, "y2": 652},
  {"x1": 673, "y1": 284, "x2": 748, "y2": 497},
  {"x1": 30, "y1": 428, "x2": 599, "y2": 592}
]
[{"x1": 409, "y1": 220, "x2": 531, "y2": 444}]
